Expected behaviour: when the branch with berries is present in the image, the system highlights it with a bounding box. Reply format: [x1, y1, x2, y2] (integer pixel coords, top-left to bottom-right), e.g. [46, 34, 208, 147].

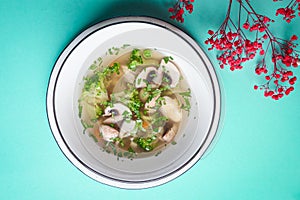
[168, 0, 299, 100]
[168, 0, 194, 23]
[274, 0, 300, 23]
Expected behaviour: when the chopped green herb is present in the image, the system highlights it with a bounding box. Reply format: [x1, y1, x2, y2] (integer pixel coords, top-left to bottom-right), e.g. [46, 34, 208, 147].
[135, 119, 146, 132]
[112, 47, 120, 55]
[137, 78, 142, 85]
[127, 49, 143, 71]
[179, 89, 191, 113]
[121, 44, 131, 49]
[113, 137, 125, 147]
[134, 137, 155, 152]
[155, 151, 162, 156]
[117, 152, 123, 157]
[181, 97, 191, 112]
[179, 88, 191, 97]
[146, 88, 161, 103]
[80, 120, 93, 129]
[123, 152, 129, 157]
[128, 147, 135, 153]
[102, 62, 120, 76]
[97, 57, 103, 62]
[162, 76, 170, 83]
[95, 105, 103, 118]
[123, 149, 135, 159]
[156, 97, 166, 106]
[145, 82, 152, 92]
[109, 142, 117, 155]
[163, 56, 174, 63]
[108, 48, 113, 55]
[80, 120, 93, 134]
[151, 115, 168, 130]
[143, 49, 152, 58]
[149, 73, 157, 78]
[89, 134, 98, 143]
[89, 64, 97, 70]
[127, 89, 143, 119]
[171, 141, 177, 145]
[91, 118, 98, 123]
[102, 100, 113, 108]
[78, 104, 83, 118]
[122, 110, 132, 122]
[153, 127, 159, 132]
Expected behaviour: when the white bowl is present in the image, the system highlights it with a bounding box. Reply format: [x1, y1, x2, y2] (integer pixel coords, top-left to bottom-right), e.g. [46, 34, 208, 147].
[46, 17, 222, 189]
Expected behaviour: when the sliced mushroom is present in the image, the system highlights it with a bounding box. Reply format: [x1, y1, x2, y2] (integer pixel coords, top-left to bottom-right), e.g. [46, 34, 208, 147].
[119, 120, 136, 138]
[159, 96, 182, 122]
[159, 59, 180, 88]
[99, 125, 119, 141]
[103, 103, 131, 123]
[135, 66, 162, 88]
[162, 124, 178, 143]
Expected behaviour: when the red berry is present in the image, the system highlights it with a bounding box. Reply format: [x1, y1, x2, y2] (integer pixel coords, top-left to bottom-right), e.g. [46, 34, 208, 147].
[275, 74, 281, 79]
[243, 22, 250, 30]
[291, 35, 298, 41]
[208, 30, 214, 35]
[264, 90, 269, 97]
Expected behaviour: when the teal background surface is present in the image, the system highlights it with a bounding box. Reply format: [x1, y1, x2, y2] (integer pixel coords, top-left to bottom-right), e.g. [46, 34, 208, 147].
[1, 0, 300, 199]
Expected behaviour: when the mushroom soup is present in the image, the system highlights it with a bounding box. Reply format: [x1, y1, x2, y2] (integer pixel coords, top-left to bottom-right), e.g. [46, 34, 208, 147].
[78, 48, 191, 159]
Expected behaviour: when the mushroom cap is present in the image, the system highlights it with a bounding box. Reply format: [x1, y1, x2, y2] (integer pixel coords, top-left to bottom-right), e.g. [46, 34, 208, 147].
[159, 59, 180, 88]
[135, 66, 162, 88]
[159, 96, 182, 122]
[103, 103, 132, 123]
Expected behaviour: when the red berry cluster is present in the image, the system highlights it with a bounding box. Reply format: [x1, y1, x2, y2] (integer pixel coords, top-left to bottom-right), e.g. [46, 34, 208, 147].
[205, 0, 300, 100]
[243, 15, 273, 32]
[168, 0, 299, 99]
[274, 0, 300, 23]
[254, 70, 296, 100]
[168, 0, 194, 23]
[205, 0, 269, 71]
[205, 30, 264, 71]
[254, 35, 299, 100]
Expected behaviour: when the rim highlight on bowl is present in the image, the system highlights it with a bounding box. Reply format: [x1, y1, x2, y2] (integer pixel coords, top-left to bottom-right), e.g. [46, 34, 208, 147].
[46, 16, 222, 189]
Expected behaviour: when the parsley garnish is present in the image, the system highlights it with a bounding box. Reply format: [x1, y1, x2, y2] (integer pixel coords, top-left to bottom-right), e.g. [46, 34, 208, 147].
[143, 49, 152, 58]
[122, 110, 132, 122]
[163, 56, 174, 63]
[127, 89, 143, 119]
[179, 88, 191, 113]
[127, 49, 143, 71]
[134, 136, 157, 152]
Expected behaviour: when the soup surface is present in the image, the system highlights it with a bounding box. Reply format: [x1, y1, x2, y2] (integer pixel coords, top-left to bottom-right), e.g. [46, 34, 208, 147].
[78, 48, 191, 159]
